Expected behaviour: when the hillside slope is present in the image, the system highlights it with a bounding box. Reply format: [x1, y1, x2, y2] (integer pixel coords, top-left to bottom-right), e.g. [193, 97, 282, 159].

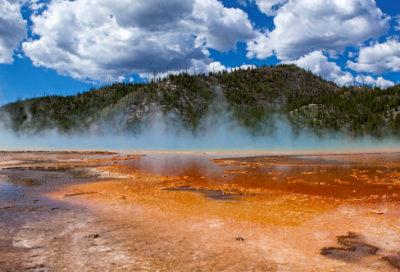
[1, 64, 399, 138]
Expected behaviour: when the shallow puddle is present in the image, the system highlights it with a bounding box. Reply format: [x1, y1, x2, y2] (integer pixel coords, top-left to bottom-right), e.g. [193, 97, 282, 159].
[106, 152, 400, 199]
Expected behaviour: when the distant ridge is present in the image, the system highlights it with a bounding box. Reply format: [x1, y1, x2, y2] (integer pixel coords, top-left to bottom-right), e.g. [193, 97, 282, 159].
[1, 64, 400, 138]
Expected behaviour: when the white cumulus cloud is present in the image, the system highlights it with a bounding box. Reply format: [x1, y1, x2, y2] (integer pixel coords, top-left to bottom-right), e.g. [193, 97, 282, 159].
[355, 75, 395, 88]
[201, 62, 256, 74]
[395, 15, 400, 31]
[283, 51, 395, 88]
[138, 61, 257, 80]
[282, 51, 354, 86]
[347, 39, 400, 74]
[22, 0, 256, 82]
[254, 0, 288, 16]
[0, 0, 27, 64]
[237, 0, 248, 7]
[248, 0, 390, 60]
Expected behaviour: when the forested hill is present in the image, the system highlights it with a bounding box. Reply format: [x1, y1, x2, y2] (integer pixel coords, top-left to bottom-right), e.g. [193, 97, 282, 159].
[1, 64, 400, 138]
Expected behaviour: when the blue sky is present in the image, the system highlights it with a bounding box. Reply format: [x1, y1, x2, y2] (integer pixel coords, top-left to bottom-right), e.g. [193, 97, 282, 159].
[0, 0, 399, 104]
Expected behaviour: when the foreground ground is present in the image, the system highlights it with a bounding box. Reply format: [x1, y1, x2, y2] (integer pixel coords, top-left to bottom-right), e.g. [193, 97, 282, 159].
[0, 151, 399, 271]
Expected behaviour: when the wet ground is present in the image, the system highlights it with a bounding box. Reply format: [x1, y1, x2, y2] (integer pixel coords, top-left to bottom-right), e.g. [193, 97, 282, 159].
[0, 151, 399, 271]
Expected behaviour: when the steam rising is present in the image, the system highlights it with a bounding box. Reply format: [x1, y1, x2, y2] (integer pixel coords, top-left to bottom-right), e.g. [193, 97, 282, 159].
[1, 87, 399, 153]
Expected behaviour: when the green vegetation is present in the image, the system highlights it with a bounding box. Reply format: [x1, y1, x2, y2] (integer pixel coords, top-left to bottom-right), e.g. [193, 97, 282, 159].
[1, 64, 399, 139]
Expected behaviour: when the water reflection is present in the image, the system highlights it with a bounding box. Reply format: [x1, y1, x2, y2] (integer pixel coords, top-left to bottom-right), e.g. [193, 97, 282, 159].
[119, 153, 400, 199]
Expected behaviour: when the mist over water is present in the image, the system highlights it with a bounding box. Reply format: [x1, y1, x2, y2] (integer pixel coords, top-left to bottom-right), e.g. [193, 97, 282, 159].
[2, 114, 399, 153]
[1, 87, 400, 153]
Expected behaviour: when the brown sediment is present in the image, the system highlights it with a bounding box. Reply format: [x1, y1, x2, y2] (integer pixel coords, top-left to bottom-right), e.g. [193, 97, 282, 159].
[292, 179, 304, 184]
[0, 163, 105, 170]
[371, 210, 384, 214]
[0, 154, 147, 171]
[85, 157, 142, 163]
[382, 256, 400, 269]
[55, 164, 335, 227]
[334, 179, 350, 185]
[0, 150, 118, 157]
[346, 169, 400, 187]
[224, 170, 248, 174]
[77, 153, 400, 202]
[3, 152, 400, 199]
[64, 192, 96, 197]
[125, 155, 147, 158]
[85, 153, 400, 201]
[3, 151, 400, 271]
[320, 232, 379, 255]
[210, 159, 225, 163]
[218, 155, 329, 165]
[321, 232, 400, 270]
[254, 163, 270, 166]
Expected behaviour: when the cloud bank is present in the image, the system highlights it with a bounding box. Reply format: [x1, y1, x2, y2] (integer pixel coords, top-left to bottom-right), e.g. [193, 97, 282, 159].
[283, 51, 353, 86]
[253, 0, 288, 16]
[347, 39, 400, 74]
[248, 0, 390, 60]
[395, 15, 400, 31]
[22, 0, 256, 82]
[282, 51, 394, 88]
[0, 0, 26, 64]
